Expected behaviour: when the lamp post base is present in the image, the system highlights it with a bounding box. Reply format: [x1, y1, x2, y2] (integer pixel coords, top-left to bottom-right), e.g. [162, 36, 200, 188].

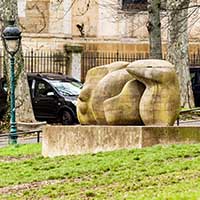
[9, 122, 18, 145]
[9, 134, 18, 145]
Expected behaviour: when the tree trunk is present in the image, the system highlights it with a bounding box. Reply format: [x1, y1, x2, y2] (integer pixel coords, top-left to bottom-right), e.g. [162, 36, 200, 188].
[0, 0, 36, 122]
[147, 0, 163, 59]
[167, 0, 194, 108]
[15, 54, 36, 122]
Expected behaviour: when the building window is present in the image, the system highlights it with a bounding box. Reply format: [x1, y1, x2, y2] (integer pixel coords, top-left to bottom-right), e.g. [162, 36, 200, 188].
[122, 0, 148, 10]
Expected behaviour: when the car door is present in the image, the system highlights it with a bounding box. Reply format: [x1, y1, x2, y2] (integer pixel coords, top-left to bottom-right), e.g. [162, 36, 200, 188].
[191, 70, 200, 107]
[32, 80, 59, 120]
[0, 78, 7, 116]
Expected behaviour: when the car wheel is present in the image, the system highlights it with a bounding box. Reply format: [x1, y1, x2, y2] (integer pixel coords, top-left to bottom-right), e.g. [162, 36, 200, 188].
[61, 110, 73, 125]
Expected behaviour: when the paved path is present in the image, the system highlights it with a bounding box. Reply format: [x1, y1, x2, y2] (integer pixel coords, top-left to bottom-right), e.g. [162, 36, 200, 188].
[177, 120, 200, 126]
[0, 135, 42, 148]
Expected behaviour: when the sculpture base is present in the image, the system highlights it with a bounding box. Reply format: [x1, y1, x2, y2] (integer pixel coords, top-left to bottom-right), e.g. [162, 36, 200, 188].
[42, 125, 200, 157]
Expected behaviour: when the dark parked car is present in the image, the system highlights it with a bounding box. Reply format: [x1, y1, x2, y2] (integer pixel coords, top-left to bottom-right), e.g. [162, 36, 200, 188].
[0, 73, 82, 124]
[0, 77, 7, 118]
[190, 67, 200, 107]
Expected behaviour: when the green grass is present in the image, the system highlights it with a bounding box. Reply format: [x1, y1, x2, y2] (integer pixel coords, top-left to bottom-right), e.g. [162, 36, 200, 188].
[0, 144, 200, 199]
[0, 143, 41, 157]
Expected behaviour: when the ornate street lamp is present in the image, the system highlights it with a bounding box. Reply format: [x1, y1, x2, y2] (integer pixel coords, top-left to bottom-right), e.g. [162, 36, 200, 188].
[2, 20, 21, 144]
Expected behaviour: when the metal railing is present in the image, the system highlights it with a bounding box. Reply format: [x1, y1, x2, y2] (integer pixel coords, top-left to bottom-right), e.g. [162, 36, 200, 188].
[81, 51, 149, 81]
[1, 49, 200, 82]
[0, 129, 42, 147]
[81, 50, 200, 82]
[0, 50, 70, 77]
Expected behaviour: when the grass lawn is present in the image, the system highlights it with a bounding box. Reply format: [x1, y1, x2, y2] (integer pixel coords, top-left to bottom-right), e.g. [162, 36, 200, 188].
[0, 143, 200, 199]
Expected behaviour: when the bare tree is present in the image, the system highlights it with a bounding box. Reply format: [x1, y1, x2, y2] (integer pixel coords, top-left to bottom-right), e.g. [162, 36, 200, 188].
[167, 0, 194, 108]
[0, 0, 36, 123]
[147, 0, 162, 59]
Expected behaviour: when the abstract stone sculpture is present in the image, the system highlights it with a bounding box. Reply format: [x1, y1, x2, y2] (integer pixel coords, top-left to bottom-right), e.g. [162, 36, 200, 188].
[77, 61, 129, 124]
[77, 59, 180, 126]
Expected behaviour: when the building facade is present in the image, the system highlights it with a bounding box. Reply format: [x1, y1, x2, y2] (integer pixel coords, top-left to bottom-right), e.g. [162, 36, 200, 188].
[3, 0, 200, 53]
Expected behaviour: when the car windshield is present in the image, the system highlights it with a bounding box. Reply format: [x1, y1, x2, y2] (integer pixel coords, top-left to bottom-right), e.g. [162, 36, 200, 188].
[49, 80, 82, 96]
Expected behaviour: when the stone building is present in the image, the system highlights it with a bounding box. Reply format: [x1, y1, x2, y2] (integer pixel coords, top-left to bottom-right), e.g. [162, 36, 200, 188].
[4, 0, 200, 53]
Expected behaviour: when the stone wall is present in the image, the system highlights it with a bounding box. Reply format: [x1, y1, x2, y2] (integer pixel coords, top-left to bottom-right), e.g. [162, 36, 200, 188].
[20, 0, 50, 33]
[1, 0, 200, 52]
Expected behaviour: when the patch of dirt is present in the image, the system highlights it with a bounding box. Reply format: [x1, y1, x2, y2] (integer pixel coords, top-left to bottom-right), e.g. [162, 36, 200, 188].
[0, 179, 66, 195]
[0, 155, 37, 162]
[0, 176, 94, 195]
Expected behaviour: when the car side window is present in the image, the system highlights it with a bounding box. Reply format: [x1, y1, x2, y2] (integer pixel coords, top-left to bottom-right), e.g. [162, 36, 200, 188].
[1, 81, 7, 93]
[35, 81, 53, 97]
[3, 84, 7, 92]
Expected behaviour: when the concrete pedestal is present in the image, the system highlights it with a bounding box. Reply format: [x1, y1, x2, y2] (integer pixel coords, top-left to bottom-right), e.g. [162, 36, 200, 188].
[42, 125, 200, 157]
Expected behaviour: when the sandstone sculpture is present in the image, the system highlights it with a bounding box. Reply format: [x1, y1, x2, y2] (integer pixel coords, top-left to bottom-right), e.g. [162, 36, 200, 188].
[77, 59, 180, 126]
[77, 61, 130, 124]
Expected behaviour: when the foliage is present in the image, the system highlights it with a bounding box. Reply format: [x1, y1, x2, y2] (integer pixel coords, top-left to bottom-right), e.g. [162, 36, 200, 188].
[0, 144, 200, 199]
[0, 120, 9, 132]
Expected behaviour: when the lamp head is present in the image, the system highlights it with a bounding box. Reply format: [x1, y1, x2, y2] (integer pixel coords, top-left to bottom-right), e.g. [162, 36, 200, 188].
[2, 20, 21, 56]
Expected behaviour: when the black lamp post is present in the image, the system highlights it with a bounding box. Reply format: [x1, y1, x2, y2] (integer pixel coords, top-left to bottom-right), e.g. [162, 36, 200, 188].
[2, 20, 21, 144]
